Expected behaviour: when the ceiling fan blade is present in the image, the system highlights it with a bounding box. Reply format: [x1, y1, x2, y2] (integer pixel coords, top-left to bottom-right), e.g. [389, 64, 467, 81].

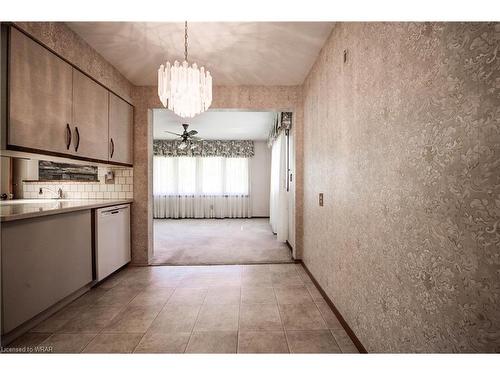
[164, 130, 183, 136]
[188, 130, 198, 136]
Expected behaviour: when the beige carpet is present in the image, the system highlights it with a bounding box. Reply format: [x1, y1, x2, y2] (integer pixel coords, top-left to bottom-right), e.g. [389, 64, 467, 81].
[152, 218, 293, 265]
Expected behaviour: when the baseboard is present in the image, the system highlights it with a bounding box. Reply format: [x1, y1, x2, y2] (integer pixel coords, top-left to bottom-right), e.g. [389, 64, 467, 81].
[148, 260, 295, 266]
[299, 260, 368, 353]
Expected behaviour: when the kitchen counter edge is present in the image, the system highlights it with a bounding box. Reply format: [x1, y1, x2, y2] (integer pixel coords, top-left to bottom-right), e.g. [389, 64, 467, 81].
[0, 199, 134, 222]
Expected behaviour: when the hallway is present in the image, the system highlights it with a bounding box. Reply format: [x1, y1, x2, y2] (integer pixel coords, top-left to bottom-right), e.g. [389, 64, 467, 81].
[1, 13, 498, 367]
[8, 263, 359, 353]
[153, 218, 293, 265]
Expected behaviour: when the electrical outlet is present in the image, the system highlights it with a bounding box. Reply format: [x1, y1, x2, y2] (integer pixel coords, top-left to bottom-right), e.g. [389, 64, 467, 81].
[105, 171, 115, 184]
[319, 193, 324, 207]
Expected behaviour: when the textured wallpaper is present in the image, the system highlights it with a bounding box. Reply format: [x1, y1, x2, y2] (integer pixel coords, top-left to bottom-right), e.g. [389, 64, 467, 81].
[301, 22, 499, 352]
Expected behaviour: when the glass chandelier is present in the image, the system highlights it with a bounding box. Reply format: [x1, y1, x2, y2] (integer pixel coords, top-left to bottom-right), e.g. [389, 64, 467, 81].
[158, 21, 212, 118]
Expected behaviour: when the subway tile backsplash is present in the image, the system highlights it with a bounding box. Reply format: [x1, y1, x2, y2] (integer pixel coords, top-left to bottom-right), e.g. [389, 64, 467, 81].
[22, 166, 133, 200]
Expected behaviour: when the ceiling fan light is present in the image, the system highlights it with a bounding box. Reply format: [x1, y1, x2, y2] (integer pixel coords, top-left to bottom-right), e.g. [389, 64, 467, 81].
[178, 141, 188, 150]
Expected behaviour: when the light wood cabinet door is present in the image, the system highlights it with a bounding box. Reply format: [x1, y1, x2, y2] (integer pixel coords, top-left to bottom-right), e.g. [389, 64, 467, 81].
[72, 69, 109, 161]
[8, 28, 73, 154]
[108, 92, 133, 165]
[1, 210, 92, 333]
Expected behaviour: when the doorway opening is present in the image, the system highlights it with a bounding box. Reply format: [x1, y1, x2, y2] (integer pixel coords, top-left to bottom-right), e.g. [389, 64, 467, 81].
[151, 109, 294, 265]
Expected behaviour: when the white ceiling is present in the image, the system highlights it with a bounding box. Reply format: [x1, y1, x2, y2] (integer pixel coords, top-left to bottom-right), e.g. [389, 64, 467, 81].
[153, 110, 276, 141]
[66, 22, 334, 86]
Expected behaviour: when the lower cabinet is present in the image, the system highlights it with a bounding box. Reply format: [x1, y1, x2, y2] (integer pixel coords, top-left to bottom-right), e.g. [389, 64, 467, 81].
[1, 210, 93, 334]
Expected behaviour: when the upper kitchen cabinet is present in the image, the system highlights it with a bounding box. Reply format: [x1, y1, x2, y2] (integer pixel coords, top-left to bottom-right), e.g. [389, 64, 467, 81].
[109, 92, 133, 165]
[72, 70, 109, 161]
[8, 28, 73, 155]
[6, 26, 133, 166]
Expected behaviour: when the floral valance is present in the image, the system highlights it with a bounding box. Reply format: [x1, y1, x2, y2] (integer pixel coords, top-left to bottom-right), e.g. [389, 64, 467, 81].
[153, 140, 254, 158]
[267, 112, 292, 146]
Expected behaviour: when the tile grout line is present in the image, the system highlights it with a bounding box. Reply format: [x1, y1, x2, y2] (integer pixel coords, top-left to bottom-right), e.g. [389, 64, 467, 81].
[274, 264, 334, 353]
[306, 266, 350, 353]
[302, 266, 344, 353]
[272, 285, 291, 354]
[132, 287, 175, 353]
[74, 274, 151, 351]
[73, 284, 130, 353]
[20, 263, 353, 354]
[16, 269, 156, 353]
[312, 298, 343, 351]
[236, 282, 243, 353]
[183, 289, 207, 353]
[78, 285, 143, 353]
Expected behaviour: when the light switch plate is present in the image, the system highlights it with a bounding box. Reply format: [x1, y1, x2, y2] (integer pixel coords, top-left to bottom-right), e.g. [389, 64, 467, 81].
[319, 193, 324, 207]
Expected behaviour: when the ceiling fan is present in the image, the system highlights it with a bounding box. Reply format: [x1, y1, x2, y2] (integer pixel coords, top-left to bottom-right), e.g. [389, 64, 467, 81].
[164, 123, 203, 150]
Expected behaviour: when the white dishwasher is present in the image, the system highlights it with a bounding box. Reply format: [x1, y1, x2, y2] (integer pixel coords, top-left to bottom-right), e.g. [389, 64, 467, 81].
[95, 204, 131, 281]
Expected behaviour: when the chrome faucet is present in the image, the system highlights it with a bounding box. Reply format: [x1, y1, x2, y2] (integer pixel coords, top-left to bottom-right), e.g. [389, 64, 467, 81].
[39, 187, 63, 199]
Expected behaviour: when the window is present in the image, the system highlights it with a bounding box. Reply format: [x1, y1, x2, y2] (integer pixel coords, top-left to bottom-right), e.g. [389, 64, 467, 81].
[153, 157, 174, 194]
[225, 158, 249, 195]
[177, 157, 196, 194]
[202, 157, 223, 194]
[153, 156, 249, 196]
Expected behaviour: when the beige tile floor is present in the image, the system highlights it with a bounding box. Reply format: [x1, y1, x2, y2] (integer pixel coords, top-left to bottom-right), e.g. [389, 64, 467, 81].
[7, 263, 359, 354]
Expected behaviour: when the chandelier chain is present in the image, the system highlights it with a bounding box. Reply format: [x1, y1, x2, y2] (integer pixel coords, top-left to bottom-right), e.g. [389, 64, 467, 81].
[184, 21, 188, 61]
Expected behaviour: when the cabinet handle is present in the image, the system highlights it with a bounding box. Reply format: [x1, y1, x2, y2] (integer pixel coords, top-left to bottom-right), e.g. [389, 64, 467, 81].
[110, 138, 115, 158]
[74, 126, 80, 152]
[66, 124, 72, 150]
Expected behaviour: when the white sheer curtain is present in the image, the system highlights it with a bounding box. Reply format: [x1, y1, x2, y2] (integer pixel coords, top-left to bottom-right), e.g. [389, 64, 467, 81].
[269, 132, 289, 242]
[154, 156, 251, 218]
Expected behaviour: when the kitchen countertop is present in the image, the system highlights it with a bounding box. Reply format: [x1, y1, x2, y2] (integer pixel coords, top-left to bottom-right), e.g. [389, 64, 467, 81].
[0, 199, 133, 222]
